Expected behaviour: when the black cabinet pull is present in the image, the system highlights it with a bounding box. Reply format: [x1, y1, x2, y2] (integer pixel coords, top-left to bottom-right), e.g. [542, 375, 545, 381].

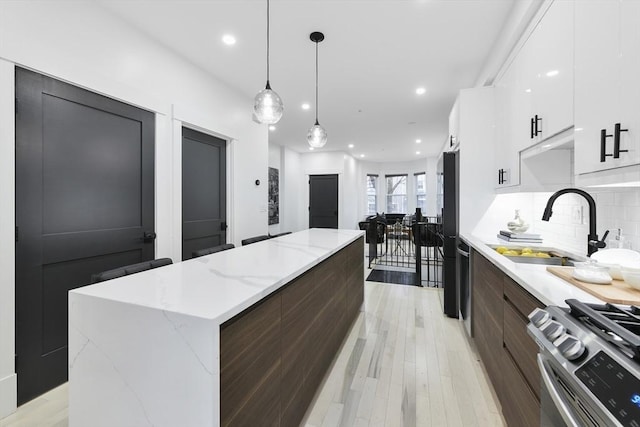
[498, 168, 505, 185]
[530, 118, 535, 139]
[143, 231, 157, 242]
[600, 128, 613, 162]
[530, 115, 542, 138]
[614, 123, 629, 158]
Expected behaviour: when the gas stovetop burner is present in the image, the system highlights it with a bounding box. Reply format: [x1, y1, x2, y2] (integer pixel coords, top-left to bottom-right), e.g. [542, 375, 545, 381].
[567, 299, 640, 361]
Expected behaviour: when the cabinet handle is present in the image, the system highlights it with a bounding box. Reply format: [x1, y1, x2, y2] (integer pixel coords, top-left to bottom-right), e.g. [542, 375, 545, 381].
[613, 123, 629, 158]
[450, 135, 453, 147]
[600, 128, 613, 162]
[530, 118, 535, 139]
[534, 115, 542, 136]
[498, 169, 503, 185]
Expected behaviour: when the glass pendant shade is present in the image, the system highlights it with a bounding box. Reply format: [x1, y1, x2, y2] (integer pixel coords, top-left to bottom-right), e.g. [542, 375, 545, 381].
[307, 31, 327, 149]
[254, 82, 284, 124]
[307, 121, 328, 148]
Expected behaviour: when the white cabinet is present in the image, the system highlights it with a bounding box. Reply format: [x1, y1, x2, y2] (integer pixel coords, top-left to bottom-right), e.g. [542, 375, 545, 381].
[525, 0, 574, 143]
[448, 98, 460, 150]
[493, 0, 574, 190]
[494, 59, 520, 188]
[575, 0, 640, 176]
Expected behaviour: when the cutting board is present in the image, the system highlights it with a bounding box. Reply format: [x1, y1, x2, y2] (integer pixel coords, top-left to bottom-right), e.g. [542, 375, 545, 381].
[547, 266, 640, 305]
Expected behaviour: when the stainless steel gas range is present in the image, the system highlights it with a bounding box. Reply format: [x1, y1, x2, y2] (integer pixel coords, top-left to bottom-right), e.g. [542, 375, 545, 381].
[528, 299, 640, 427]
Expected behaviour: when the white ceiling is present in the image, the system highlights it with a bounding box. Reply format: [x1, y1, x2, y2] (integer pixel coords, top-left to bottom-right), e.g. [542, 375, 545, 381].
[98, 0, 516, 162]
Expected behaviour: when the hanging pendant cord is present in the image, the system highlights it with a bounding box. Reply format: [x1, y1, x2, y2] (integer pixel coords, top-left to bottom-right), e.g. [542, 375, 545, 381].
[315, 40, 319, 124]
[266, 0, 270, 83]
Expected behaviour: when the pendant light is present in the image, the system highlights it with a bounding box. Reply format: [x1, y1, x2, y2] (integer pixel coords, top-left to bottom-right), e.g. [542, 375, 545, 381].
[253, 0, 284, 124]
[307, 31, 327, 148]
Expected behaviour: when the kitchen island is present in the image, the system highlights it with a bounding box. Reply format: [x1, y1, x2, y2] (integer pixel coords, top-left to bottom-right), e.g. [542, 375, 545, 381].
[68, 229, 364, 427]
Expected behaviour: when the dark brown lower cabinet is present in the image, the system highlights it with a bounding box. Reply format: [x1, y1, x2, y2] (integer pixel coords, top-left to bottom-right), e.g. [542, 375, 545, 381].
[220, 237, 364, 426]
[472, 251, 544, 427]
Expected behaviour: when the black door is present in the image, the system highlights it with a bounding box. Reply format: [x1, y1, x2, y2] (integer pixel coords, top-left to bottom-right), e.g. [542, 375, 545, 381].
[182, 128, 227, 260]
[309, 174, 338, 229]
[15, 68, 155, 404]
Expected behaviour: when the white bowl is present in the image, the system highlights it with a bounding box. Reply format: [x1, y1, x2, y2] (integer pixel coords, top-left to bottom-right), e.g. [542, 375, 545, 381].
[594, 262, 623, 280]
[572, 261, 612, 284]
[622, 267, 640, 290]
[591, 248, 640, 267]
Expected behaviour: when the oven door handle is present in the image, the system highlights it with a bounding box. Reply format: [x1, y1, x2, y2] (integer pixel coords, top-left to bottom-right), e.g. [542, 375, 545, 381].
[538, 354, 581, 427]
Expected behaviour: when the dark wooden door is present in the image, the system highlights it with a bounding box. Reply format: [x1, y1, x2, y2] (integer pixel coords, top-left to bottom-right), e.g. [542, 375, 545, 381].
[182, 128, 226, 260]
[15, 68, 155, 404]
[309, 174, 338, 229]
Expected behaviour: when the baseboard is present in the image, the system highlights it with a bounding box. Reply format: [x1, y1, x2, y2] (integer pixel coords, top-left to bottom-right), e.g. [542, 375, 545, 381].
[0, 373, 17, 420]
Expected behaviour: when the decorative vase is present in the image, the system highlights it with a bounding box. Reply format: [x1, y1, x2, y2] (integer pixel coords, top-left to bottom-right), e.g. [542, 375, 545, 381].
[507, 209, 529, 233]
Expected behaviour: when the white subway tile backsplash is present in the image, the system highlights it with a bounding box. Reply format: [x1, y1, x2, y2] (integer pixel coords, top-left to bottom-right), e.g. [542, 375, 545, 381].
[485, 188, 640, 256]
[616, 190, 640, 206]
[625, 206, 640, 222]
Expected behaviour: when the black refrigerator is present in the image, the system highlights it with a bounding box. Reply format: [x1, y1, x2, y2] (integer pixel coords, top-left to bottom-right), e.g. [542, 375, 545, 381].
[437, 151, 459, 318]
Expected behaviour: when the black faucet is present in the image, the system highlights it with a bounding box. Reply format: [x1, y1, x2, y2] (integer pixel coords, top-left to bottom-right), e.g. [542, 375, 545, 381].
[541, 188, 608, 257]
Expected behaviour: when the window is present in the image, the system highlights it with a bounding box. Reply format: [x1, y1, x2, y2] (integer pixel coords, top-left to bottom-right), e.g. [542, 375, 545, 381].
[415, 172, 426, 212]
[366, 174, 378, 215]
[385, 174, 407, 213]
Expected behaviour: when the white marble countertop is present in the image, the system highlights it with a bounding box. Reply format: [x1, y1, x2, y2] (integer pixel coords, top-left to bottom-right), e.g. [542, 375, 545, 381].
[461, 232, 604, 307]
[71, 228, 364, 324]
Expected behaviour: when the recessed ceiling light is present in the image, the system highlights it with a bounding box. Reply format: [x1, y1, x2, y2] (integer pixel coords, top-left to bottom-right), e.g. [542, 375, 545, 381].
[222, 34, 236, 46]
[546, 70, 559, 77]
[575, 127, 583, 132]
[416, 139, 422, 144]
[415, 87, 426, 95]
[525, 88, 532, 93]
[416, 151, 421, 155]
[302, 103, 310, 110]
[348, 144, 354, 148]
[360, 154, 365, 158]
[269, 125, 276, 131]
[309, 147, 314, 151]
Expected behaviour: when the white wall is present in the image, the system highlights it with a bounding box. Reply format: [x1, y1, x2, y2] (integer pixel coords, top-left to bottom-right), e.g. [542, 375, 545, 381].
[0, 59, 16, 419]
[0, 1, 267, 417]
[282, 146, 304, 233]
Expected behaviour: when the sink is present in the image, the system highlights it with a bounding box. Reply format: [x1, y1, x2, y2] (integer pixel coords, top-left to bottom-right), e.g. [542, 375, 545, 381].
[487, 244, 584, 266]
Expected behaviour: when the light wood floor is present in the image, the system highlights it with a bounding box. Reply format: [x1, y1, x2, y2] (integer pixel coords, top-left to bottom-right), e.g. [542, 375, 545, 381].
[0, 274, 505, 427]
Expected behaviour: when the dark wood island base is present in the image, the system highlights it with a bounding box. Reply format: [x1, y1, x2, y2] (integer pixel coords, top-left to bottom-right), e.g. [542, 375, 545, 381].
[220, 237, 364, 426]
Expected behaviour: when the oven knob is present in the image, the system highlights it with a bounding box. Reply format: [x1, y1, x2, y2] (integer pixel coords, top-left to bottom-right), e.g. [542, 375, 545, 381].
[553, 334, 586, 361]
[528, 308, 551, 327]
[540, 320, 566, 341]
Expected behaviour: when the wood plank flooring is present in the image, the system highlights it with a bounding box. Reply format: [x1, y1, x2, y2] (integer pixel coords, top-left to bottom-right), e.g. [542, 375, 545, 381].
[0, 271, 505, 427]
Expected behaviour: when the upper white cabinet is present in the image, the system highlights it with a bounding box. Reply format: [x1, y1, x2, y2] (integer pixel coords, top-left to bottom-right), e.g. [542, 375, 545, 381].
[524, 0, 574, 144]
[494, 59, 521, 188]
[574, 0, 640, 176]
[448, 98, 460, 150]
[493, 0, 573, 189]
